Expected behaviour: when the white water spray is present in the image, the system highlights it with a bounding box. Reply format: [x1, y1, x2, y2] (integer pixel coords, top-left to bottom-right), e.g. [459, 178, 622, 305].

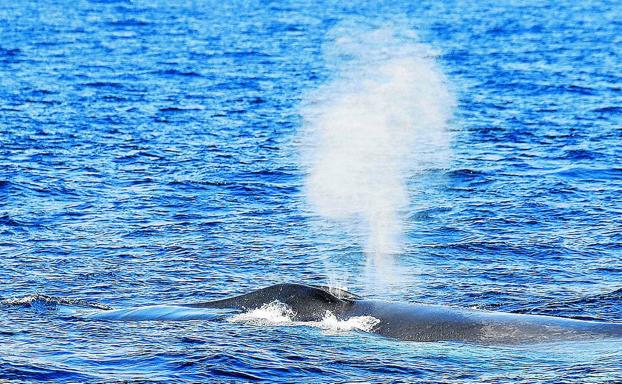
[300, 26, 455, 284]
[228, 301, 380, 333]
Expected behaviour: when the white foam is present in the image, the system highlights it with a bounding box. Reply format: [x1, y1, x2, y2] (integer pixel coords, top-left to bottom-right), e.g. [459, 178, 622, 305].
[228, 301, 380, 335]
[228, 301, 296, 325]
[316, 311, 380, 333]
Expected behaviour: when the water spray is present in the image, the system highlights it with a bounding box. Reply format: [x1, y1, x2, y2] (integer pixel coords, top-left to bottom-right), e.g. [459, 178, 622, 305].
[300, 26, 455, 287]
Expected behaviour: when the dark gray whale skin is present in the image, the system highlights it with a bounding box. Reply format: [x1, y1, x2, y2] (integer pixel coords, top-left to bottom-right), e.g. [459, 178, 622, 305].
[184, 283, 622, 344]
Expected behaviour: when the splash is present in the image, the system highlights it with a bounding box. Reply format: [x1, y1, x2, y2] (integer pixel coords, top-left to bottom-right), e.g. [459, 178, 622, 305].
[300, 26, 455, 283]
[228, 301, 296, 325]
[316, 311, 379, 333]
[228, 301, 379, 334]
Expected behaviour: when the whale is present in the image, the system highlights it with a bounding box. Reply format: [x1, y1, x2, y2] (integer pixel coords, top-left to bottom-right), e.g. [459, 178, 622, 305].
[179, 283, 622, 344]
[84, 283, 622, 344]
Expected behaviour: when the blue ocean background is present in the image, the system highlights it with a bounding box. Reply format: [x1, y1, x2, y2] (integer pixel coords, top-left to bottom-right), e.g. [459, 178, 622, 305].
[1, 0, 621, 382]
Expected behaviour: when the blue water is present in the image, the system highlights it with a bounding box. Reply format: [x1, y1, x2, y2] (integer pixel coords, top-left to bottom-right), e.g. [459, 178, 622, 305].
[2, 0, 622, 382]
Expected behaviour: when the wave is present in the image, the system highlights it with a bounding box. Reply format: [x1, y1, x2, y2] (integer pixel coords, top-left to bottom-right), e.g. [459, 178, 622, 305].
[2, 294, 112, 310]
[509, 288, 622, 322]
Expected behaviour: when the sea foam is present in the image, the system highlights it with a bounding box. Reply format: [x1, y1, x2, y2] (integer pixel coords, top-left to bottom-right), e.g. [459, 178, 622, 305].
[228, 301, 379, 334]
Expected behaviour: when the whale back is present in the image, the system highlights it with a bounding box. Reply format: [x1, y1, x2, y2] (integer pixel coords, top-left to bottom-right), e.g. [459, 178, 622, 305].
[185, 283, 355, 321]
[183, 283, 622, 343]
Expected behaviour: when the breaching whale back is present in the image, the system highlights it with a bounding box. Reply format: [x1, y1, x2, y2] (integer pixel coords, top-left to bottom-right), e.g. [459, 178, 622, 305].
[182, 283, 622, 343]
[184, 283, 358, 322]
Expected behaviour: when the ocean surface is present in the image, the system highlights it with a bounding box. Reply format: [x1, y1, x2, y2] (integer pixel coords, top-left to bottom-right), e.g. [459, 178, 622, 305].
[1, 0, 622, 382]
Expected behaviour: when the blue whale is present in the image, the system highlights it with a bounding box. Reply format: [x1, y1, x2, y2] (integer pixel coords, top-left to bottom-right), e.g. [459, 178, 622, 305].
[89, 283, 622, 344]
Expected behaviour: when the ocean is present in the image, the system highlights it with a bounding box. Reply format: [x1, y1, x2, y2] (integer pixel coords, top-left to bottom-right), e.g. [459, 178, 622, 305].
[1, 0, 621, 382]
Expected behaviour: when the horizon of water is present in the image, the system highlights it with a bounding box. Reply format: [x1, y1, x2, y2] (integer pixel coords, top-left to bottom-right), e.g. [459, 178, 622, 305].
[1, 0, 622, 382]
